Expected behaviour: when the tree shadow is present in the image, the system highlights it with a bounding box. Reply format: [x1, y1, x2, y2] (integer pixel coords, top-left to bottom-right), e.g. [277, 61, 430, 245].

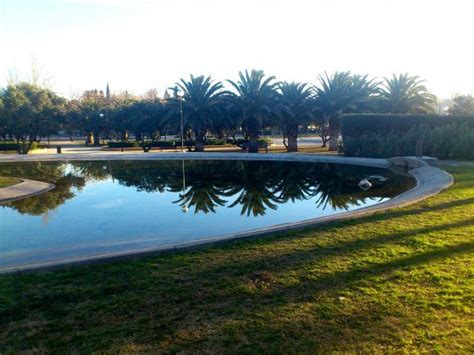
[363, 196, 474, 223]
[187, 217, 474, 280]
[2, 189, 474, 352]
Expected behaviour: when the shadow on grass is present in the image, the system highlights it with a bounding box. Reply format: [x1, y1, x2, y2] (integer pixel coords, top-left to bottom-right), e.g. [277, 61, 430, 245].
[146, 241, 474, 353]
[187, 217, 474, 280]
[349, 196, 474, 225]
[1, 171, 474, 352]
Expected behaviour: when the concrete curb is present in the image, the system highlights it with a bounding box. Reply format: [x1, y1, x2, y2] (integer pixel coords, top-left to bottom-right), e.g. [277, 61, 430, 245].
[0, 152, 391, 168]
[0, 179, 55, 204]
[0, 156, 453, 275]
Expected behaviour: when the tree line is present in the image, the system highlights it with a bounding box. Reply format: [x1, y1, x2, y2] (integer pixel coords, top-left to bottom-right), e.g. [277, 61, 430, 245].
[2, 69, 469, 154]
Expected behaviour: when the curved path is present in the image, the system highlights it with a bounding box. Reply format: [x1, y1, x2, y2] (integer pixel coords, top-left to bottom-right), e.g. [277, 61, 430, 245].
[0, 179, 55, 204]
[0, 153, 453, 274]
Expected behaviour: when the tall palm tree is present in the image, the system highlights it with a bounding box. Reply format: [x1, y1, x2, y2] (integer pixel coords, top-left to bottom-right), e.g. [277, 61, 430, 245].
[167, 75, 225, 152]
[276, 82, 315, 152]
[314, 72, 379, 151]
[379, 73, 437, 114]
[227, 69, 278, 153]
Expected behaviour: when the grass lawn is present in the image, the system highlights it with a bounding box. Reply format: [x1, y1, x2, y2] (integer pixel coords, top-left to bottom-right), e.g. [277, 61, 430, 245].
[0, 176, 21, 188]
[0, 166, 473, 353]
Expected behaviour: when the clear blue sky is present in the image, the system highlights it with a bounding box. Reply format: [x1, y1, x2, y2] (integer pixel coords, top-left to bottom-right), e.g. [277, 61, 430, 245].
[1, 0, 473, 98]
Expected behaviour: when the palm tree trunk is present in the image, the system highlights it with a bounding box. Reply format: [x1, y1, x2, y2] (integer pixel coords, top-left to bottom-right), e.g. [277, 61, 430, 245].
[86, 132, 94, 145]
[195, 135, 205, 152]
[248, 135, 259, 153]
[93, 132, 100, 146]
[328, 136, 338, 151]
[328, 115, 340, 151]
[287, 134, 298, 152]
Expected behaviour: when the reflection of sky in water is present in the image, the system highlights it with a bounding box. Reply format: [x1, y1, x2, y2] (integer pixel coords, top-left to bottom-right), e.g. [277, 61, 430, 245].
[0, 161, 414, 271]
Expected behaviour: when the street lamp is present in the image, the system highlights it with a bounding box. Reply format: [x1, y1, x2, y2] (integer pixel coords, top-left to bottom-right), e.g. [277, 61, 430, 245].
[169, 86, 185, 152]
[99, 113, 105, 146]
[179, 95, 184, 152]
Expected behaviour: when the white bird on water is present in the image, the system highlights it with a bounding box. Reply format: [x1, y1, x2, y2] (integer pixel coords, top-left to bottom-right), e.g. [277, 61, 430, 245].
[358, 179, 372, 191]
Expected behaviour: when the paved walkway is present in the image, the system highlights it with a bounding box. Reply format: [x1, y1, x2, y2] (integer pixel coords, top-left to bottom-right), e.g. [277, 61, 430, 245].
[0, 179, 55, 203]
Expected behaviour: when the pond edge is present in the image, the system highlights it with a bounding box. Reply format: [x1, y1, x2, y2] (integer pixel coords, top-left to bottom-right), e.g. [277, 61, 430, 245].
[0, 154, 453, 275]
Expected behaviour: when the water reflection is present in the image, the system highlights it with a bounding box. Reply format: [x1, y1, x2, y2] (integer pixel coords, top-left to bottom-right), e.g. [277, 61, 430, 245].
[0, 160, 414, 217]
[0, 162, 86, 216]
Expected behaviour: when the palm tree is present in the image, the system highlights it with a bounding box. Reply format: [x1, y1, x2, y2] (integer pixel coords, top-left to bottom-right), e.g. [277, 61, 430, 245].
[314, 72, 379, 151]
[379, 73, 437, 114]
[227, 69, 278, 153]
[167, 75, 225, 152]
[276, 82, 315, 152]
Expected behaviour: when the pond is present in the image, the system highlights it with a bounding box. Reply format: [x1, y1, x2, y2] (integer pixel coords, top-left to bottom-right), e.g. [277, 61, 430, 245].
[0, 160, 415, 271]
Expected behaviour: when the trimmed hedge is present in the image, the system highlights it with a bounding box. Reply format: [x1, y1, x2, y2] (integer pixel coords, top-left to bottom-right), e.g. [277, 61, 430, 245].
[234, 138, 272, 146]
[108, 141, 177, 148]
[0, 142, 19, 151]
[341, 114, 474, 160]
[107, 138, 272, 149]
[0, 141, 40, 152]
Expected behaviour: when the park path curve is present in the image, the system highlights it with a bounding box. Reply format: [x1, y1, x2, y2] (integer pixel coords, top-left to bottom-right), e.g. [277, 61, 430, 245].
[0, 179, 55, 204]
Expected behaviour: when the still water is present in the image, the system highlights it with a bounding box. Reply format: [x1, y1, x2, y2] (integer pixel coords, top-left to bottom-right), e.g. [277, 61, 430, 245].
[0, 160, 415, 270]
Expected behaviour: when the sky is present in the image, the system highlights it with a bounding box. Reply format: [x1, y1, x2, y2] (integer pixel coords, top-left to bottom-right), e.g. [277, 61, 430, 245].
[1, 0, 473, 99]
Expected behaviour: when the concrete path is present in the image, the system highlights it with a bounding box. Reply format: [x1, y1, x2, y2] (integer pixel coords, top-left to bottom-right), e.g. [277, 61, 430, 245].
[0, 179, 55, 203]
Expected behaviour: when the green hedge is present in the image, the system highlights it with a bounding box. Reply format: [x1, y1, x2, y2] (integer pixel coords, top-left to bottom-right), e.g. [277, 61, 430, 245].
[107, 138, 270, 149]
[107, 141, 177, 148]
[341, 114, 474, 160]
[234, 138, 272, 146]
[0, 142, 19, 151]
[107, 141, 139, 148]
[0, 141, 39, 152]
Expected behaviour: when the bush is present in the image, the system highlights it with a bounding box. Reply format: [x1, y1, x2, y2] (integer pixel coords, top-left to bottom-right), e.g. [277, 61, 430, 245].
[0, 142, 19, 151]
[29, 141, 39, 151]
[107, 141, 178, 148]
[341, 114, 474, 137]
[233, 138, 272, 147]
[149, 141, 176, 147]
[205, 138, 228, 146]
[0, 141, 41, 153]
[341, 114, 474, 159]
[107, 141, 139, 148]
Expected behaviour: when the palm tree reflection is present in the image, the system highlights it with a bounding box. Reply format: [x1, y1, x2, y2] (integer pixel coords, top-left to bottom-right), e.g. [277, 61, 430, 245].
[0, 160, 414, 217]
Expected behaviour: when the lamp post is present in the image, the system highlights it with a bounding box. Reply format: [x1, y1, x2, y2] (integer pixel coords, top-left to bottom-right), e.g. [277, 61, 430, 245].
[179, 95, 184, 152]
[99, 113, 104, 146]
[169, 86, 185, 152]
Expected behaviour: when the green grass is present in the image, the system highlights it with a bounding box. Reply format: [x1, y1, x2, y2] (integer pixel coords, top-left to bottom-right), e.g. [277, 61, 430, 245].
[1, 166, 473, 353]
[0, 176, 21, 188]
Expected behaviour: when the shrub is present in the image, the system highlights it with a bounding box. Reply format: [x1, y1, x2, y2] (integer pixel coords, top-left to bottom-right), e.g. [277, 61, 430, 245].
[107, 141, 179, 148]
[107, 141, 139, 148]
[149, 141, 176, 147]
[0, 142, 19, 151]
[29, 141, 39, 151]
[233, 138, 272, 146]
[205, 138, 228, 146]
[0, 141, 41, 153]
[341, 114, 474, 159]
